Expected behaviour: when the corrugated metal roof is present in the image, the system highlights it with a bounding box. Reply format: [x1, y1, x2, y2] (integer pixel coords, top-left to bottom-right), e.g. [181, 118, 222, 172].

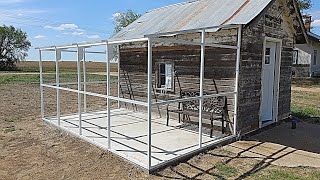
[110, 0, 273, 41]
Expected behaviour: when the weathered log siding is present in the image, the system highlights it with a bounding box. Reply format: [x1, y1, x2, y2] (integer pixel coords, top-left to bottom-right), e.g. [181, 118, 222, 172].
[118, 0, 299, 134]
[237, 0, 296, 133]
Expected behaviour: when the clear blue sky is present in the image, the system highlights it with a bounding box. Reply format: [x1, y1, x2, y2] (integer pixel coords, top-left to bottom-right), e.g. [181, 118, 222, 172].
[0, 0, 185, 60]
[0, 0, 319, 61]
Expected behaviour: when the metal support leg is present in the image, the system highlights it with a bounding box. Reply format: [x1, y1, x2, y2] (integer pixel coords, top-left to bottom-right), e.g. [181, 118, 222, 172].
[107, 43, 111, 149]
[55, 47, 60, 126]
[147, 38, 153, 169]
[233, 25, 242, 135]
[83, 48, 87, 113]
[77, 46, 82, 135]
[117, 45, 121, 109]
[39, 50, 44, 119]
[199, 29, 205, 148]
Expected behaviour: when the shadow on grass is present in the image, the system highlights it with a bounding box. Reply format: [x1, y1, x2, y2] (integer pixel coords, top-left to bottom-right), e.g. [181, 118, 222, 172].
[153, 141, 317, 179]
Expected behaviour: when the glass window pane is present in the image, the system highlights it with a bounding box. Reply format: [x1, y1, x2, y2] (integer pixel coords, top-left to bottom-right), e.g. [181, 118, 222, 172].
[265, 56, 270, 64]
[160, 64, 165, 74]
[265, 48, 271, 56]
[160, 75, 166, 86]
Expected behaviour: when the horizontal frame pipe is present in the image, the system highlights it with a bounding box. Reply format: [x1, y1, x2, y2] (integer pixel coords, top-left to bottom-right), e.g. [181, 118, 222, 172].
[108, 38, 148, 45]
[36, 38, 149, 51]
[153, 92, 237, 106]
[151, 38, 238, 49]
[45, 80, 116, 86]
[39, 49, 107, 54]
[145, 24, 240, 38]
[41, 84, 148, 107]
[40, 83, 236, 107]
[36, 25, 240, 51]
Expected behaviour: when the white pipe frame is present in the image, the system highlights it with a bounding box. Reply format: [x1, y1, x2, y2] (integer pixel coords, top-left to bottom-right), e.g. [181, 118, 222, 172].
[77, 45, 82, 135]
[147, 38, 153, 169]
[55, 47, 61, 126]
[117, 45, 121, 109]
[199, 29, 205, 148]
[36, 38, 149, 51]
[145, 24, 239, 38]
[45, 81, 111, 86]
[39, 50, 44, 119]
[38, 24, 242, 170]
[151, 38, 237, 50]
[83, 48, 87, 113]
[41, 84, 148, 106]
[234, 26, 242, 135]
[106, 42, 111, 149]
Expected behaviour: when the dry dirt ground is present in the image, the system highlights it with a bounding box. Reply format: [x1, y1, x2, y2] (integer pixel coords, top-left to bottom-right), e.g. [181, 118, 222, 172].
[15, 61, 118, 73]
[1, 84, 320, 179]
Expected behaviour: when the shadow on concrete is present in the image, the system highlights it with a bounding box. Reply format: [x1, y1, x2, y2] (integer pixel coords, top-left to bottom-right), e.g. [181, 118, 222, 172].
[247, 121, 320, 154]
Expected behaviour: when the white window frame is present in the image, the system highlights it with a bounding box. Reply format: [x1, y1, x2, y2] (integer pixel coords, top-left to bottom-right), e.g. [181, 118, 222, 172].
[293, 50, 298, 64]
[156, 62, 174, 92]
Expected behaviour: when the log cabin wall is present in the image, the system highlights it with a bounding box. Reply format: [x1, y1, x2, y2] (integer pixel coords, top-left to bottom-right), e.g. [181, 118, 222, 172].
[237, 0, 296, 133]
[118, 0, 297, 134]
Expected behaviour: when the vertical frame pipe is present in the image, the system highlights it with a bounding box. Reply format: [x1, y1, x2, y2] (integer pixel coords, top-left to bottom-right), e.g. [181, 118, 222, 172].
[233, 25, 242, 135]
[147, 38, 153, 169]
[55, 47, 61, 126]
[106, 42, 111, 149]
[117, 45, 121, 109]
[199, 29, 205, 148]
[77, 46, 82, 135]
[83, 48, 87, 113]
[39, 50, 44, 119]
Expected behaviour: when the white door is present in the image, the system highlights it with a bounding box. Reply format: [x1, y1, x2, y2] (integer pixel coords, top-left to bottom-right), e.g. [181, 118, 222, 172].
[261, 41, 277, 123]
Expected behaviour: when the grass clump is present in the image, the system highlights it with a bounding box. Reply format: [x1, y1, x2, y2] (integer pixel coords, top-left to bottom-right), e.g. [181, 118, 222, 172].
[251, 168, 320, 180]
[215, 162, 238, 178]
[291, 106, 320, 119]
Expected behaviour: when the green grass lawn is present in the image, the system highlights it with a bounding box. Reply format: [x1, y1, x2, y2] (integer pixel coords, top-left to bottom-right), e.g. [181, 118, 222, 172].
[291, 78, 320, 124]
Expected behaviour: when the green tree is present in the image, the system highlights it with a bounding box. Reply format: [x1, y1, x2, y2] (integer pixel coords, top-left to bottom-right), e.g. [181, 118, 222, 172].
[113, 10, 142, 34]
[297, 0, 312, 12]
[0, 25, 31, 71]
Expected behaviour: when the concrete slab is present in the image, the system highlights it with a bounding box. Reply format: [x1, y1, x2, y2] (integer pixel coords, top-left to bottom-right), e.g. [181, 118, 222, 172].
[46, 109, 227, 169]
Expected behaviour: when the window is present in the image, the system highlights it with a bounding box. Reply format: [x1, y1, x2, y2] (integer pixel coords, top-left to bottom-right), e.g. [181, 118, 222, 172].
[314, 50, 318, 65]
[265, 47, 271, 64]
[157, 63, 174, 90]
[293, 50, 298, 64]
